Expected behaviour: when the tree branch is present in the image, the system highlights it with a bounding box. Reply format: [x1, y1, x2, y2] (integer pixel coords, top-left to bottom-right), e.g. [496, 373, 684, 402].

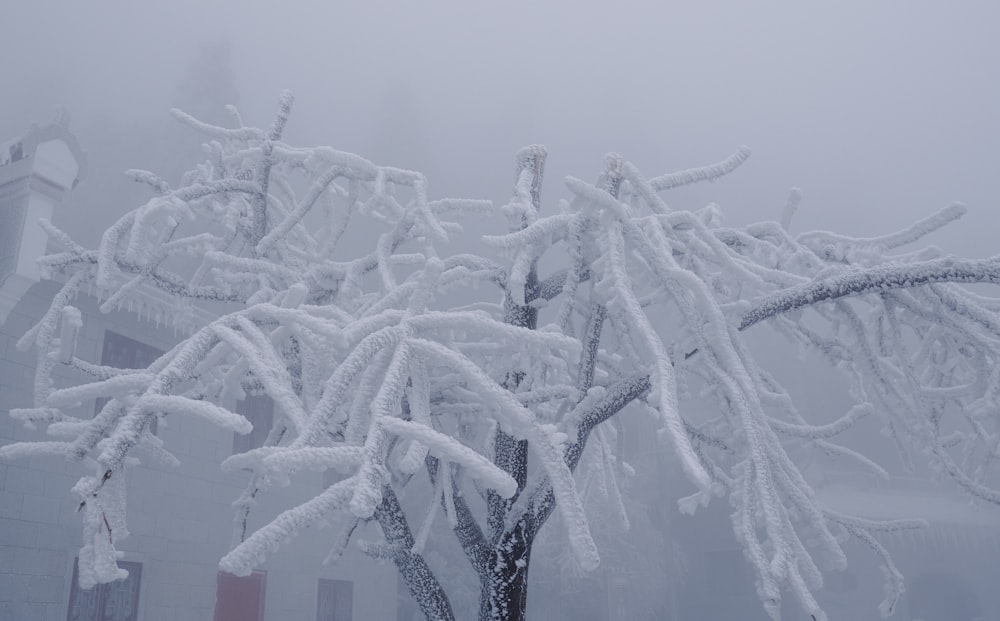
[373, 485, 455, 621]
[487, 146, 546, 542]
[648, 145, 751, 191]
[576, 304, 606, 393]
[426, 456, 491, 578]
[528, 374, 651, 537]
[740, 256, 1000, 330]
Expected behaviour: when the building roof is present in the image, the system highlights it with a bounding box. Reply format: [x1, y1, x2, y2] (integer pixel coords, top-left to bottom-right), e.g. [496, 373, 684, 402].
[0, 108, 88, 189]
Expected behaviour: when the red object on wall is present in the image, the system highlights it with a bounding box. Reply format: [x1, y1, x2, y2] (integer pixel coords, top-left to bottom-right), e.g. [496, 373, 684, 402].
[213, 570, 266, 621]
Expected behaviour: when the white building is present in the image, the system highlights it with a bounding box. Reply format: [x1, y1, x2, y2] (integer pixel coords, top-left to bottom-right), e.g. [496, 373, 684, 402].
[0, 117, 396, 621]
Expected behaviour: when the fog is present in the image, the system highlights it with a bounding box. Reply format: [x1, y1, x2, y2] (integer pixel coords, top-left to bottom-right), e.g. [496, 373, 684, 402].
[3, 2, 1000, 620]
[5, 1, 999, 246]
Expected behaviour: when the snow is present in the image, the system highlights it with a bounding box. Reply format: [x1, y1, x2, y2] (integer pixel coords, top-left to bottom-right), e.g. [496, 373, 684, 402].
[6, 92, 1000, 621]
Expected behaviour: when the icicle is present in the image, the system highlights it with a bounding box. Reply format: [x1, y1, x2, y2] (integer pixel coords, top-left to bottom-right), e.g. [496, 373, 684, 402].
[57, 306, 82, 364]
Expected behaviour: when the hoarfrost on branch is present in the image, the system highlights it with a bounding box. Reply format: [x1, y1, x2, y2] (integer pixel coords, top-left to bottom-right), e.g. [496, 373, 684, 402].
[5, 92, 1000, 620]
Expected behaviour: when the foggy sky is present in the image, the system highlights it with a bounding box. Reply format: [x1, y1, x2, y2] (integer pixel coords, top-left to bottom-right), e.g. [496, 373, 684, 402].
[4, 0, 999, 256]
[4, 5, 1000, 615]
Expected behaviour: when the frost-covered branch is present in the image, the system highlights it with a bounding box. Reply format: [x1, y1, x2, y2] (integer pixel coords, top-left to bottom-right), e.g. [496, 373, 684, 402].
[6, 93, 1000, 621]
[741, 256, 1000, 330]
[649, 145, 751, 191]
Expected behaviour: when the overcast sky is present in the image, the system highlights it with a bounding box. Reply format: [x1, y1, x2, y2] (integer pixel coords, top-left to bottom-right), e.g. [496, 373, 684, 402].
[4, 0, 998, 255]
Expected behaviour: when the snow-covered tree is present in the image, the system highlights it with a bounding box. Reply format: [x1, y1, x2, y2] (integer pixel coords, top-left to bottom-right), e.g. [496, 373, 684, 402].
[5, 92, 1000, 620]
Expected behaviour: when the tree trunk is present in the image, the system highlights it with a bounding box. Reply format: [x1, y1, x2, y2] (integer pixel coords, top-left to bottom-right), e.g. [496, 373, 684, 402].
[374, 486, 455, 621]
[480, 523, 533, 621]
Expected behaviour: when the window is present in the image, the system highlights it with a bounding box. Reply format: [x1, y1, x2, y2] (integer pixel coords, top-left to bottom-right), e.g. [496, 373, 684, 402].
[317, 579, 353, 621]
[606, 569, 630, 621]
[96, 330, 164, 433]
[214, 571, 266, 621]
[66, 558, 142, 621]
[233, 394, 274, 454]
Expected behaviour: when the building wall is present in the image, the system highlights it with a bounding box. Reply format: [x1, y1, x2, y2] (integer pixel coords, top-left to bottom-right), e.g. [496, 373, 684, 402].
[668, 483, 1000, 621]
[0, 283, 396, 621]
